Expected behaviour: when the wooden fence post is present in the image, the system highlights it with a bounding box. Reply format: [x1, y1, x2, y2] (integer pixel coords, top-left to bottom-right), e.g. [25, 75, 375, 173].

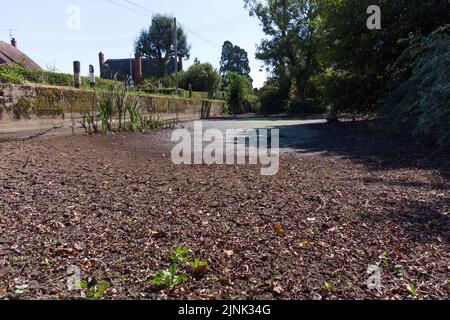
[73, 61, 81, 89]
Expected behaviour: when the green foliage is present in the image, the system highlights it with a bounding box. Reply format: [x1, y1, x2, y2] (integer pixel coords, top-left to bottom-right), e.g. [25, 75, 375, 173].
[0, 64, 118, 90]
[80, 279, 111, 300]
[225, 72, 252, 114]
[152, 246, 208, 289]
[406, 283, 417, 297]
[323, 281, 333, 292]
[161, 74, 176, 88]
[245, 0, 320, 108]
[246, 0, 450, 117]
[152, 265, 189, 288]
[170, 246, 192, 264]
[152, 246, 191, 288]
[126, 93, 164, 133]
[86, 83, 165, 134]
[315, 0, 450, 114]
[220, 41, 252, 87]
[41, 258, 51, 267]
[98, 92, 114, 133]
[135, 14, 190, 77]
[258, 84, 286, 114]
[188, 258, 208, 269]
[0, 65, 24, 84]
[382, 27, 450, 147]
[138, 77, 159, 92]
[180, 63, 221, 98]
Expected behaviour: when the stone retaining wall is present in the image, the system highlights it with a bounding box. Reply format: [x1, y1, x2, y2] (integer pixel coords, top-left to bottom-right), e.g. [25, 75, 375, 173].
[0, 83, 224, 138]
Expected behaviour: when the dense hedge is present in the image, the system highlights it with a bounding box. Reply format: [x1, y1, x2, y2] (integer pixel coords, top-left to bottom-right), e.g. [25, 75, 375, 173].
[137, 86, 225, 101]
[0, 65, 119, 90]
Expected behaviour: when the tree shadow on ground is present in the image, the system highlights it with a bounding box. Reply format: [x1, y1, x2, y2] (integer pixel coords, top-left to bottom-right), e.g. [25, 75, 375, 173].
[216, 117, 450, 244]
[361, 196, 450, 245]
[225, 118, 450, 179]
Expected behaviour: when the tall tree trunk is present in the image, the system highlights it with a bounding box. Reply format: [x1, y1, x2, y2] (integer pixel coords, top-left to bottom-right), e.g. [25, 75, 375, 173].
[295, 73, 306, 104]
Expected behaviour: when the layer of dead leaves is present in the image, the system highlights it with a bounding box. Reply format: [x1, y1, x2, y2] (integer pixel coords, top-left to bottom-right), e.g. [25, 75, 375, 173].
[0, 123, 449, 300]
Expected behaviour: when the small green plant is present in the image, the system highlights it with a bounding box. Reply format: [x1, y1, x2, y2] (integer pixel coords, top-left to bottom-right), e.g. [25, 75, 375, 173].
[323, 281, 333, 292]
[189, 258, 208, 269]
[188, 258, 209, 275]
[41, 258, 51, 267]
[406, 283, 417, 296]
[14, 284, 28, 295]
[379, 251, 389, 268]
[83, 111, 98, 134]
[394, 264, 404, 276]
[80, 278, 111, 300]
[126, 95, 141, 133]
[152, 265, 189, 288]
[170, 246, 192, 264]
[98, 89, 114, 133]
[152, 246, 208, 289]
[152, 246, 191, 288]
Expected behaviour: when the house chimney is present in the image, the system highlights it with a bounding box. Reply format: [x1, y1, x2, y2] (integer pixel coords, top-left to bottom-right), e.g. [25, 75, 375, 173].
[99, 52, 105, 71]
[11, 38, 17, 48]
[134, 53, 142, 84]
[178, 55, 183, 72]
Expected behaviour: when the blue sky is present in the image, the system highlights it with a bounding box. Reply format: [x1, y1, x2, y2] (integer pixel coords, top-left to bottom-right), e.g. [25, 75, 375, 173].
[0, 0, 269, 87]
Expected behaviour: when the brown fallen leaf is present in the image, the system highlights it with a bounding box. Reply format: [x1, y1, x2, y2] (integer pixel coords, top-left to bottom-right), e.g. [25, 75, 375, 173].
[55, 248, 74, 257]
[73, 242, 84, 251]
[273, 285, 284, 294]
[224, 250, 234, 257]
[150, 230, 166, 239]
[273, 223, 285, 237]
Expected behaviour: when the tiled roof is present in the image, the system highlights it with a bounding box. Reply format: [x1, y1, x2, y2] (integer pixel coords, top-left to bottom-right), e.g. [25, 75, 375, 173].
[0, 41, 42, 70]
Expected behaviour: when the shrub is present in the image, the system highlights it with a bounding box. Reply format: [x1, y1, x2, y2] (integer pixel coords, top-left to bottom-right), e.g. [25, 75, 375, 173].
[180, 63, 221, 98]
[161, 74, 176, 88]
[258, 84, 287, 114]
[0, 65, 24, 84]
[137, 77, 158, 93]
[0, 64, 119, 91]
[225, 72, 252, 114]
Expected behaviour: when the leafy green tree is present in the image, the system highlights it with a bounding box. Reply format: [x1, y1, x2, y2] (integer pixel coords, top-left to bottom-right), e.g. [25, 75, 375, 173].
[225, 72, 252, 114]
[382, 26, 450, 147]
[220, 41, 252, 87]
[315, 0, 450, 113]
[180, 63, 221, 98]
[245, 0, 320, 104]
[135, 14, 191, 77]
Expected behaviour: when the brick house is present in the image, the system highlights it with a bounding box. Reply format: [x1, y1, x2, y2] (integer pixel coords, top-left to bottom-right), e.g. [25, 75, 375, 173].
[98, 52, 183, 84]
